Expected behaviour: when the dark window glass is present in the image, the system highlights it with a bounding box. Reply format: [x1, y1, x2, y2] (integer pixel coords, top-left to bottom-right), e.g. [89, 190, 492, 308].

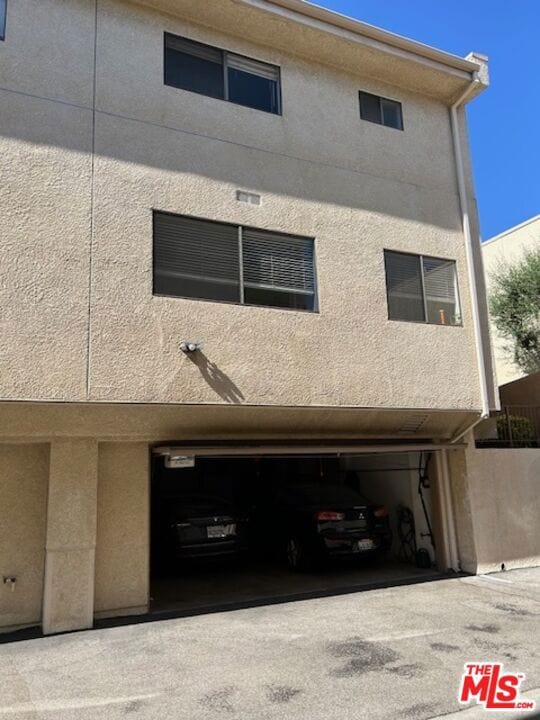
[242, 228, 316, 310]
[153, 213, 316, 312]
[384, 251, 461, 325]
[422, 257, 461, 326]
[384, 251, 425, 322]
[0, 0, 6, 40]
[244, 286, 314, 311]
[165, 34, 224, 100]
[153, 213, 240, 302]
[381, 98, 403, 130]
[228, 69, 279, 113]
[360, 91, 403, 130]
[164, 34, 281, 115]
[359, 91, 381, 124]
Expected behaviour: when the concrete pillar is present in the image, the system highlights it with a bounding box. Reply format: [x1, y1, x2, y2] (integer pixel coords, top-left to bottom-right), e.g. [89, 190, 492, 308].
[42, 439, 98, 635]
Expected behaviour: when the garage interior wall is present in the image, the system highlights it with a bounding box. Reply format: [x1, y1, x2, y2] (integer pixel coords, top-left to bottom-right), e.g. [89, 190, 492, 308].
[0, 444, 49, 630]
[94, 443, 150, 618]
[343, 453, 435, 561]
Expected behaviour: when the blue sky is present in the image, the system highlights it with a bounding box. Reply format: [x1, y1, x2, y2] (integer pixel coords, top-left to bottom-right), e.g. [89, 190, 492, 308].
[314, 0, 539, 240]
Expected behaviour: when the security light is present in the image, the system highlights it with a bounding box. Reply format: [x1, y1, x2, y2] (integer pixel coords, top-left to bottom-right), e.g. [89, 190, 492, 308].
[180, 340, 202, 353]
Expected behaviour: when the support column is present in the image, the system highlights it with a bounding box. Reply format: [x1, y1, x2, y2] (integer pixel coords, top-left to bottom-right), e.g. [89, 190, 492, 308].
[42, 439, 98, 635]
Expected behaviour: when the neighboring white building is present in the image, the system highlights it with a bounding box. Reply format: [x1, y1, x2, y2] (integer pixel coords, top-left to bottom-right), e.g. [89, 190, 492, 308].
[482, 215, 540, 386]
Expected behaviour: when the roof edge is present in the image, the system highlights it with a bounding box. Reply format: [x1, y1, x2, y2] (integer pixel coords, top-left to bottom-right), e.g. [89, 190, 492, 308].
[244, 0, 483, 76]
[483, 215, 540, 247]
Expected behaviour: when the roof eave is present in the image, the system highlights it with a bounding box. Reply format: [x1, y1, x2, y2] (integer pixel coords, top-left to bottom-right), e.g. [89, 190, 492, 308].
[239, 0, 483, 80]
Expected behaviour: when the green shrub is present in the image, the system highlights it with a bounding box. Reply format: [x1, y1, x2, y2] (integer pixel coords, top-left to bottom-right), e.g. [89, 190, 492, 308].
[496, 414, 535, 443]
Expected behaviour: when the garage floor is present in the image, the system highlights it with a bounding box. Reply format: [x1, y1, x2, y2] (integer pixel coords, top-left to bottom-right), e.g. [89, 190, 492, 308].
[150, 558, 440, 615]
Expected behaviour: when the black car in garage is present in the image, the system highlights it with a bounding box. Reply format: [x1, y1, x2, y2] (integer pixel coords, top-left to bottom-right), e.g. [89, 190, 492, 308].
[250, 482, 392, 571]
[155, 493, 248, 562]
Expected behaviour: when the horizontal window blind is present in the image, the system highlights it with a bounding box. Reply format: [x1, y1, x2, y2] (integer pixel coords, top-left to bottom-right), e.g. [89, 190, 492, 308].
[242, 229, 315, 295]
[153, 213, 316, 311]
[165, 34, 223, 64]
[153, 214, 240, 302]
[384, 251, 425, 322]
[385, 250, 461, 326]
[227, 53, 279, 81]
[422, 257, 456, 301]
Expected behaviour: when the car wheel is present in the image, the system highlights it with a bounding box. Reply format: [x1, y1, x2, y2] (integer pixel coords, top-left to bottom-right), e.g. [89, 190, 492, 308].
[286, 537, 312, 572]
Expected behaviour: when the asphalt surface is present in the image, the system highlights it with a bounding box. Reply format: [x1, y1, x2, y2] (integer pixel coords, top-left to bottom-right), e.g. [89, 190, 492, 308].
[1, 567, 539, 720]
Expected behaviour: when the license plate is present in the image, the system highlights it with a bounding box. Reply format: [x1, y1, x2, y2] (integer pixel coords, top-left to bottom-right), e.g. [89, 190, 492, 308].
[207, 524, 236, 539]
[356, 538, 375, 551]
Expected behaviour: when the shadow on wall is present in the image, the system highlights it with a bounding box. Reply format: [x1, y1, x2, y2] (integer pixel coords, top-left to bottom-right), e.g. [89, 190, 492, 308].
[186, 352, 244, 404]
[0, 90, 460, 231]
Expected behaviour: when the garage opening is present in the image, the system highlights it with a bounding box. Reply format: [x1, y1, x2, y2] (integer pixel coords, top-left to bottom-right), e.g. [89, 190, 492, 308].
[150, 448, 445, 616]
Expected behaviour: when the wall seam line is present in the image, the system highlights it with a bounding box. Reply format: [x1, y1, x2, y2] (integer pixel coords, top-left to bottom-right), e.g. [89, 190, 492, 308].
[85, 0, 99, 401]
[0, 87, 459, 198]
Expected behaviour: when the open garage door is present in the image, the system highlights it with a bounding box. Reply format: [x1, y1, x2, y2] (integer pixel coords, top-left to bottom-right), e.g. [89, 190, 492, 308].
[149, 446, 452, 617]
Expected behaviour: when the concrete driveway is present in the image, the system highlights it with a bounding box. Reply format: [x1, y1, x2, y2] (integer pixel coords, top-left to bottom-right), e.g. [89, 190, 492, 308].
[1, 568, 539, 720]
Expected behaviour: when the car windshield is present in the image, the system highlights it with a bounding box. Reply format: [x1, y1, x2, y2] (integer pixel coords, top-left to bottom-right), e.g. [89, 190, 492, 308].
[284, 483, 366, 506]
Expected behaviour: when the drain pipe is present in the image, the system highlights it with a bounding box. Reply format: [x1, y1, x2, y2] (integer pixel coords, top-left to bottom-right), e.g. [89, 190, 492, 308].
[449, 63, 491, 444]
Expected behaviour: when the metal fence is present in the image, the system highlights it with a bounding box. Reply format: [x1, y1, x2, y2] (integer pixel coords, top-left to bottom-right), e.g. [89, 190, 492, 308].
[475, 405, 540, 448]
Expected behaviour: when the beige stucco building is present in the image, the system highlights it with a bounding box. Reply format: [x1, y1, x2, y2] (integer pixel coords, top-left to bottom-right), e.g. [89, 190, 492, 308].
[482, 215, 540, 386]
[4, 0, 535, 637]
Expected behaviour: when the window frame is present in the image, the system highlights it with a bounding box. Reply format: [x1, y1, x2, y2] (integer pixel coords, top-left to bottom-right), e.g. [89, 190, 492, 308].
[0, 0, 7, 41]
[383, 249, 462, 327]
[152, 211, 318, 314]
[359, 91, 404, 131]
[164, 33, 282, 116]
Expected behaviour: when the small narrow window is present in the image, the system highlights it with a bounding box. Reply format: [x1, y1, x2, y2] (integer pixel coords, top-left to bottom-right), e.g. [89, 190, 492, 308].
[164, 33, 281, 115]
[384, 251, 461, 326]
[360, 91, 403, 130]
[0, 0, 7, 40]
[153, 212, 316, 312]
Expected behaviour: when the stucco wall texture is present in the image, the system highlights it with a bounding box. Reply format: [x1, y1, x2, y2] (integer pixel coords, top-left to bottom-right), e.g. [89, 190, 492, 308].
[94, 443, 149, 617]
[450, 441, 540, 574]
[0, 445, 49, 630]
[0, 0, 486, 412]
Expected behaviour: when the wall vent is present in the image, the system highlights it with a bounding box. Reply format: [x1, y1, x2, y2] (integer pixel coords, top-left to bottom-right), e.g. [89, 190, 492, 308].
[237, 190, 261, 206]
[397, 414, 430, 434]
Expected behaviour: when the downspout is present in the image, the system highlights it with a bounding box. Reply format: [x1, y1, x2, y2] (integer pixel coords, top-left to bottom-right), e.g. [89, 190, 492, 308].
[449, 72, 491, 444]
[444, 68, 491, 573]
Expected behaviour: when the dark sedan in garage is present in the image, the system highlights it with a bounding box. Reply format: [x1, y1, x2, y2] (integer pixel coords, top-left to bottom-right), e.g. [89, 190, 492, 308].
[155, 493, 248, 563]
[250, 482, 392, 571]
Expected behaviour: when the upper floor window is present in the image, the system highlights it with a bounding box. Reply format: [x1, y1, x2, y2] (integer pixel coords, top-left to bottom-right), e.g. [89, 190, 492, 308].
[164, 33, 281, 115]
[384, 250, 461, 326]
[359, 91, 403, 130]
[153, 212, 316, 312]
[0, 0, 6, 40]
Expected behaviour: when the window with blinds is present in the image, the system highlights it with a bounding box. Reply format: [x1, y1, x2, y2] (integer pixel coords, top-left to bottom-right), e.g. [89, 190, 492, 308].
[384, 250, 461, 326]
[153, 212, 316, 311]
[164, 33, 281, 115]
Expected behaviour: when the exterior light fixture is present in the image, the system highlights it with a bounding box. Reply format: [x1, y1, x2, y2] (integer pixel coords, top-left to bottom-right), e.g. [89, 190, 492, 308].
[180, 340, 202, 353]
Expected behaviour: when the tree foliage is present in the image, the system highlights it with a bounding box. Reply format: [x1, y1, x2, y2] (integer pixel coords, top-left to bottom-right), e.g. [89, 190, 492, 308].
[489, 248, 540, 375]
